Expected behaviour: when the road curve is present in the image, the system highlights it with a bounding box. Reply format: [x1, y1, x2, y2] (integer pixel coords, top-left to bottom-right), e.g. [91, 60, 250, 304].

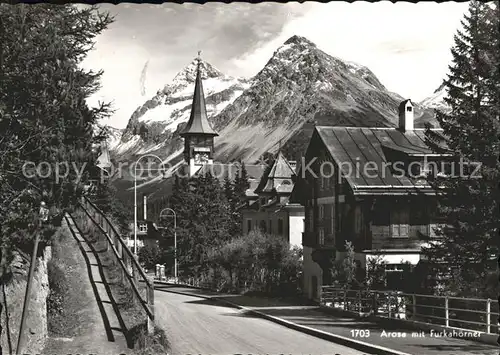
[154, 288, 369, 355]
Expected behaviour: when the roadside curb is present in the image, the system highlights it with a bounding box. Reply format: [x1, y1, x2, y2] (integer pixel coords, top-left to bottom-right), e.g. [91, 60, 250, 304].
[155, 283, 411, 355]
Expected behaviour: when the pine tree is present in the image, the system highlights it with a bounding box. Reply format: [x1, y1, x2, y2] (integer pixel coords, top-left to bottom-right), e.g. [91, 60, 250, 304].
[229, 162, 250, 237]
[0, 4, 113, 253]
[423, 1, 500, 297]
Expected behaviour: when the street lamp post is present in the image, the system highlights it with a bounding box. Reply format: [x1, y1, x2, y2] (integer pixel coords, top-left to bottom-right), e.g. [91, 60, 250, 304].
[159, 208, 177, 282]
[16, 201, 49, 355]
[133, 154, 166, 256]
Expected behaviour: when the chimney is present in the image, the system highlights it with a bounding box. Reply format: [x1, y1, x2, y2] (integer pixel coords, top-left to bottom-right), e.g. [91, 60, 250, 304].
[143, 194, 147, 220]
[398, 99, 414, 131]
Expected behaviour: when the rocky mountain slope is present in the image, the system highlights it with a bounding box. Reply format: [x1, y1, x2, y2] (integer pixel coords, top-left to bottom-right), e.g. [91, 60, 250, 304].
[419, 82, 450, 112]
[109, 34, 438, 169]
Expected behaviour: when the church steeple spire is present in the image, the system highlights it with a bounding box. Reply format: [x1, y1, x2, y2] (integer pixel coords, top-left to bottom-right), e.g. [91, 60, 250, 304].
[181, 51, 218, 177]
[180, 51, 218, 137]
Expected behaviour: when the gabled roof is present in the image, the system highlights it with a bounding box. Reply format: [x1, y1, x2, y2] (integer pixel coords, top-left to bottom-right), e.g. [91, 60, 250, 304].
[179, 58, 218, 137]
[313, 126, 449, 195]
[254, 151, 296, 194]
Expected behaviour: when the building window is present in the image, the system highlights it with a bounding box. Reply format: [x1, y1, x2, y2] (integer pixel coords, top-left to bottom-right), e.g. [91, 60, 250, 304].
[391, 209, 409, 237]
[319, 205, 324, 220]
[319, 228, 325, 245]
[278, 218, 284, 235]
[268, 220, 273, 234]
[139, 223, 148, 233]
[406, 106, 412, 112]
[247, 219, 252, 233]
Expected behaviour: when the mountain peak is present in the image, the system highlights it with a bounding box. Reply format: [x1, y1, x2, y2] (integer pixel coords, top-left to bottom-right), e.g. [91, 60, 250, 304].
[284, 35, 316, 47]
[171, 59, 224, 85]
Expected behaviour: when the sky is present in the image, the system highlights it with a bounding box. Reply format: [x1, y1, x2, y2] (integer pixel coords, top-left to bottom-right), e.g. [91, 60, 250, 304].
[82, 1, 470, 129]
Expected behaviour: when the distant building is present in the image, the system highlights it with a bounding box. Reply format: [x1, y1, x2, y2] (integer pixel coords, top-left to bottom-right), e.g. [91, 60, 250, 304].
[240, 151, 304, 248]
[126, 195, 162, 250]
[292, 99, 450, 301]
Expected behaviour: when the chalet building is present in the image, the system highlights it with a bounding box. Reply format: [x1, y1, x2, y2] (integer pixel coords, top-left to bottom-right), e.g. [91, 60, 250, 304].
[292, 99, 450, 301]
[240, 151, 304, 248]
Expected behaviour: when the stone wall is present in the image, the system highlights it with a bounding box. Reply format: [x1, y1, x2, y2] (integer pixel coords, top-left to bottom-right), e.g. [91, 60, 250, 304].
[0, 246, 52, 355]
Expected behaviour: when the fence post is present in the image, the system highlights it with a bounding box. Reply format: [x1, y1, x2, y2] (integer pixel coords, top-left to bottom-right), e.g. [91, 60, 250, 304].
[388, 292, 392, 318]
[445, 296, 449, 327]
[412, 294, 417, 320]
[147, 277, 155, 334]
[343, 290, 347, 310]
[357, 290, 362, 313]
[372, 292, 377, 315]
[487, 298, 491, 333]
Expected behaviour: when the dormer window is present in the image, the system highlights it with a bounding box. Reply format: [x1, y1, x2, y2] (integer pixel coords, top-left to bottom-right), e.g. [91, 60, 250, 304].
[139, 223, 148, 233]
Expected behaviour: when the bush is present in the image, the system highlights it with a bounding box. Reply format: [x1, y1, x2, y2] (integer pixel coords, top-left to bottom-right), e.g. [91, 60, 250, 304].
[208, 230, 302, 296]
[138, 244, 161, 271]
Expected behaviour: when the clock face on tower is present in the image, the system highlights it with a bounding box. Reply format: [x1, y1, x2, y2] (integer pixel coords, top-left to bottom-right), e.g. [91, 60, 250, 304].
[194, 152, 209, 164]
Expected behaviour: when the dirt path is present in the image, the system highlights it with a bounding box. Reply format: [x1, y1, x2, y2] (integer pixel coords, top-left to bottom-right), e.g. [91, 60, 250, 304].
[43, 214, 130, 355]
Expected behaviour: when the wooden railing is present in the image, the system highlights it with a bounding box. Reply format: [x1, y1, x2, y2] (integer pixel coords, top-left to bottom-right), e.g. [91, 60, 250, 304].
[78, 196, 155, 332]
[321, 286, 499, 335]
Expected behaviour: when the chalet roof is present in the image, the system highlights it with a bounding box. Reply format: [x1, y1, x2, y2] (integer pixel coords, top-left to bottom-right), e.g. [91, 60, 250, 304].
[179, 58, 218, 137]
[254, 151, 296, 195]
[314, 126, 449, 195]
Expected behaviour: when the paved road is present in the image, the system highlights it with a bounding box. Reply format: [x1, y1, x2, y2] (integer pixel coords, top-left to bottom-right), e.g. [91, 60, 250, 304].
[154, 288, 369, 355]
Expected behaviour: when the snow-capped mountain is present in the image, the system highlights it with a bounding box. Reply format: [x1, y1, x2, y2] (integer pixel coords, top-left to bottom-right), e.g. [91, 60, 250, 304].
[93, 124, 123, 150]
[105, 126, 124, 150]
[113, 35, 438, 165]
[114, 60, 250, 159]
[419, 82, 450, 112]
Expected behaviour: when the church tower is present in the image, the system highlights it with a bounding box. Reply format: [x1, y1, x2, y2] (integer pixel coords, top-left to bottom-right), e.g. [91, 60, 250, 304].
[180, 52, 219, 177]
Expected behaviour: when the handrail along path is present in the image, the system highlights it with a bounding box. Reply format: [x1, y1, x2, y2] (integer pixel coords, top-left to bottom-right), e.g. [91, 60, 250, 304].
[75, 196, 155, 332]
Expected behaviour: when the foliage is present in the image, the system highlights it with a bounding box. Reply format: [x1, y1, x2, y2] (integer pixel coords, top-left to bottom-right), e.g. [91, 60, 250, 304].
[93, 181, 131, 235]
[224, 162, 250, 237]
[364, 254, 387, 290]
[423, 1, 500, 297]
[138, 243, 161, 271]
[330, 241, 359, 288]
[161, 173, 232, 278]
[0, 4, 113, 254]
[208, 230, 302, 295]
